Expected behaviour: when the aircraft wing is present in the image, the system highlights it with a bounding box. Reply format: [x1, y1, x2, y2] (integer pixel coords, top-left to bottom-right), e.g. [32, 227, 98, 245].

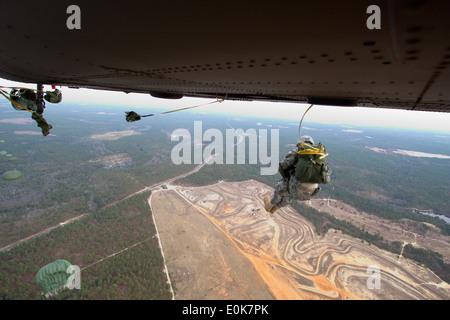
[0, 0, 449, 112]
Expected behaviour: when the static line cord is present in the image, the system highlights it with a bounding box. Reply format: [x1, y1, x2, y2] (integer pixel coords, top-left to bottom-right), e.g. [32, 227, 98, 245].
[0, 87, 34, 113]
[143, 98, 225, 117]
[298, 104, 314, 143]
[297, 104, 328, 159]
[126, 96, 226, 122]
[80, 237, 153, 271]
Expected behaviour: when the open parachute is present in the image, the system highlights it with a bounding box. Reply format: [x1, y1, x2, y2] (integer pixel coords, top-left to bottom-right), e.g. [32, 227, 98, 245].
[1, 170, 22, 181]
[35, 259, 73, 296]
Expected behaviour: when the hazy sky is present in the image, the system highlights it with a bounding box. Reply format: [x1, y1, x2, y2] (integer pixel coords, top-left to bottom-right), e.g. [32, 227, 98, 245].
[1, 79, 450, 133]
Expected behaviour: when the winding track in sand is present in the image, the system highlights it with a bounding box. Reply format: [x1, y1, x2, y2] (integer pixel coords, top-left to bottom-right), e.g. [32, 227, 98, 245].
[150, 180, 450, 300]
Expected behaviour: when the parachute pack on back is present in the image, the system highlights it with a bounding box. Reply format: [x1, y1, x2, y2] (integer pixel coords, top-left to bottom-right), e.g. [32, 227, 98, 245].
[294, 142, 331, 184]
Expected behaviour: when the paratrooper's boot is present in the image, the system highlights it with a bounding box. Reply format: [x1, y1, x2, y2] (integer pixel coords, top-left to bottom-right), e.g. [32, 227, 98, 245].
[264, 196, 275, 213]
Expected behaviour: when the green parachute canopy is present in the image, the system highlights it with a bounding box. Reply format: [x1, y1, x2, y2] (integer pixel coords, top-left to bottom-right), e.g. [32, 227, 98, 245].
[1, 170, 22, 181]
[35, 259, 73, 296]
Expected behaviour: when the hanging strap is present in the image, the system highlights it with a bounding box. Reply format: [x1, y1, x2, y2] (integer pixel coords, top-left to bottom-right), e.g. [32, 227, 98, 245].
[298, 104, 313, 142]
[296, 104, 328, 160]
[125, 97, 226, 122]
[0, 87, 34, 113]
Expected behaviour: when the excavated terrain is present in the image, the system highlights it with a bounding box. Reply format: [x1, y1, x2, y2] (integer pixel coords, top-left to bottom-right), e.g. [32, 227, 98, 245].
[151, 180, 450, 300]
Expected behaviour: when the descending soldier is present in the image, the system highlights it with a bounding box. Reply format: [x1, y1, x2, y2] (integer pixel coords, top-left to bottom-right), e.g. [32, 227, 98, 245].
[264, 135, 331, 214]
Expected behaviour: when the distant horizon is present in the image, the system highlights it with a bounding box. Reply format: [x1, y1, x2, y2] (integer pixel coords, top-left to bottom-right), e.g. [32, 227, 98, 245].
[50, 100, 450, 135]
[2, 78, 450, 134]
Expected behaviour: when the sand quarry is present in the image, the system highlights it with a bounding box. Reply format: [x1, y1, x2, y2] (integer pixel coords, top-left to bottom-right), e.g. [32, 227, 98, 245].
[150, 180, 449, 300]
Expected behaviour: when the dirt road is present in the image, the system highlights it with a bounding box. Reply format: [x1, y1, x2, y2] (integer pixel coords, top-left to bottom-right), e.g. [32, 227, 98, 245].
[0, 213, 89, 252]
[1, 155, 213, 253]
[150, 180, 450, 300]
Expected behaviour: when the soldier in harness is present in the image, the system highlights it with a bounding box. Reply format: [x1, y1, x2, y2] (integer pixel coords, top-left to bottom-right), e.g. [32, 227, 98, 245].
[7, 85, 62, 136]
[264, 135, 331, 214]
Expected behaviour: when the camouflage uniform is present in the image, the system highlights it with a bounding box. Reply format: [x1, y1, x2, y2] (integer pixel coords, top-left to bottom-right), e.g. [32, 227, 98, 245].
[10, 89, 39, 112]
[265, 136, 321, 213]
[10, 88, 55, 136]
